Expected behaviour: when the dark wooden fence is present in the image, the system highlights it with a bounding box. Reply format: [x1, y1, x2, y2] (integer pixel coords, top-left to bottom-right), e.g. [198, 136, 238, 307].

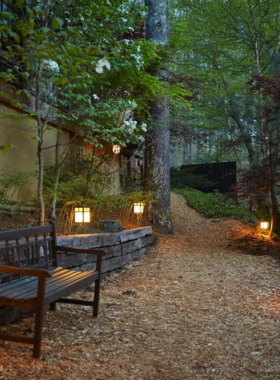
[181, 161, 237, 194]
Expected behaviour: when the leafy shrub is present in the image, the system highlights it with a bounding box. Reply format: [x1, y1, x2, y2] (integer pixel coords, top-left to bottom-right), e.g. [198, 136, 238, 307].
[43, 163, 115, 207]
[173, 187, 253, 223]
[0, 170, 36, 202]
[85, 191, 155, 208]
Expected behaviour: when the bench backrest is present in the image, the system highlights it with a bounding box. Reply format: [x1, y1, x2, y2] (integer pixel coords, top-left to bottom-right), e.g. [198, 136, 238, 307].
[0, 224, 58, 282]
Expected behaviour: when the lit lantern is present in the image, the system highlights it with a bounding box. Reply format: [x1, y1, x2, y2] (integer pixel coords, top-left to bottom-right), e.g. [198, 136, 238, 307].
[139, 159, 143, 166]
[134, 202, 145, 214]
[113, 145, 121, 154]
[260, 221, 269, 230]
[74, 207, 91, 223]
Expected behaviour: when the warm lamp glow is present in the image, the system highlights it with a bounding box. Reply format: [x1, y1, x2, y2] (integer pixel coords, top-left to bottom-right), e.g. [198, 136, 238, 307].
[113, 145, 121, 154]
[260, 221, 269, 230]
[75, 207, 91, 223]
[134, 202, 144, 214]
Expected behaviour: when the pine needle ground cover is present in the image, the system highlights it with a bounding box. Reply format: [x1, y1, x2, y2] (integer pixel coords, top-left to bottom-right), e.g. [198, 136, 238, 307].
[1, 193, 280, 379]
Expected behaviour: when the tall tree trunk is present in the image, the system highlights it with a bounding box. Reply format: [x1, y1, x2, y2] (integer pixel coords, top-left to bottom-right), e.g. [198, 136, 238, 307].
[145, 0, 173, 234]
[51, 119, 74, 220]
[249, 4, 266, 159]
[51, 121, 62, 221]
[35, 69, 45, 226]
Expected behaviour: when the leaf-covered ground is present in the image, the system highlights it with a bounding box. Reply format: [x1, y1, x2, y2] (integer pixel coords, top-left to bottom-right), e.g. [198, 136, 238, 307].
[1, 192, 280, 379]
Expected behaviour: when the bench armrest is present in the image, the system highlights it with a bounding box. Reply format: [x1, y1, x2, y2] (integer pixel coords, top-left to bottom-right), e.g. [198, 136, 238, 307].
[56, 246, 106, 256]
[0, 265, 51, 279]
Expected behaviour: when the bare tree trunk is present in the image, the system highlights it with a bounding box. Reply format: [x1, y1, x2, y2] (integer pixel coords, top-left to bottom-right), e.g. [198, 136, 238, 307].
[145, 0, 173, 234]
[51, 119, 76, 220]
[226, 113, 244, 170]
[35, 69, 45, 226]
[170, 135, 178, 167]
[268, 133, 278, 238]
[249, 4, 266, 159]
[51, 123, 62, 221]
[183, 138, 188, 164]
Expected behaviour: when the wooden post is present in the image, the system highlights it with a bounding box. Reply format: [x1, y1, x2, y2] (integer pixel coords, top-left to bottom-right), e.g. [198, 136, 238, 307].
[93, 255, 102, 317]
[33, 277, 46, 358]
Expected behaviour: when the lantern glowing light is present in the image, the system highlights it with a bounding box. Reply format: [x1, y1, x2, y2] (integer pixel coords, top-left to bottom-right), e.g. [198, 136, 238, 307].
[260, 221, 269, 230]
[134, 202, 145, 214]
[113, 145, 121, 154]
[74, 207, 91, 223]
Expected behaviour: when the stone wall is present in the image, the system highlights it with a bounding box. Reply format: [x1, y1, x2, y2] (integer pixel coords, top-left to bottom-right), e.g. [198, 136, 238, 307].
[0, 227, 155, 326]
[57, 226, 155, 274]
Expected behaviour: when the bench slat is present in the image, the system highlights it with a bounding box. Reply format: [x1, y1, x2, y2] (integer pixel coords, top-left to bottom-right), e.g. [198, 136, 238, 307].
[0, 267, 65, 299]
[0, 238, 53, 253]
[21, 271, 97, 302]
[0, 267, 62, 297]
[44, 271, 97, 297]
[17, 269, 89, 299]
[0, 275, 37, 291]
[44, 271, 99, 306]
[0, 277, 38, 298]
[0, 268, 97, 302]
[0, 225, 53, 241]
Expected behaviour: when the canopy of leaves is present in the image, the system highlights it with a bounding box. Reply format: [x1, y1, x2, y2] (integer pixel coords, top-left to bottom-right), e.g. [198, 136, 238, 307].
[0, 0, 190, 149]
[169, 0, 280, 164]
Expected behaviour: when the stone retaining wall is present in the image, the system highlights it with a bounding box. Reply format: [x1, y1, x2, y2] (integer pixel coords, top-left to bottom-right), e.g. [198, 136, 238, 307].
[0, 227, 155, 325]
[57, 226, 155, 273]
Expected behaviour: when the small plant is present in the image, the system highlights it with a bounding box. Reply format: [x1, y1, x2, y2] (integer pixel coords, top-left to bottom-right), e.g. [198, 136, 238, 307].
[56, 191, 156, 235]
[0, 170, 36, 202]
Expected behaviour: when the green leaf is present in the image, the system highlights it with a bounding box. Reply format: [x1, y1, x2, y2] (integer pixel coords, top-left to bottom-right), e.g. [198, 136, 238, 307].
[16, 0, 25, 7]
[52, 17, 64, 29]
[0, 143, 16, 154]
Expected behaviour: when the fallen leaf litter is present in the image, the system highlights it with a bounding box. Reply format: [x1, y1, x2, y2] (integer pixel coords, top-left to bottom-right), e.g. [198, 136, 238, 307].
[1, 192, 280, 379]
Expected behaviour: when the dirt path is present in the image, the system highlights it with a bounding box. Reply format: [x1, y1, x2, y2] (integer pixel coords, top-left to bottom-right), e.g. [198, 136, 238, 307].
[1, 193, 280, 379]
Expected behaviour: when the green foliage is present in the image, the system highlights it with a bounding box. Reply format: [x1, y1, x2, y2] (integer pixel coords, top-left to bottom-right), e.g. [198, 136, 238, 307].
[0, 0, 190, 147]
[0, 170, 35, 201]
[43, 159, 155, 209]
[0, 143, 17, 154]
[85, 191, 155, 209]
[0, 0, 191, 225]
[173, 187, 252, 223]
[169, 0, 280, 163]
[255, 202, 270, 223]
[43, 164, 112, 207]
[0, 0, 150, 144]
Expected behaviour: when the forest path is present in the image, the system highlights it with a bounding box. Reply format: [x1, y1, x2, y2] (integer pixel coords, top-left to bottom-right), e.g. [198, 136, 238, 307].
[170, 191, 244, 251]
[1, 192, 280, 379]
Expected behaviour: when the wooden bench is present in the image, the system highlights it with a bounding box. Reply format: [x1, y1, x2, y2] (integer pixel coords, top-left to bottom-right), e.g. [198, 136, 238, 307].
[0, 223, 105, 358]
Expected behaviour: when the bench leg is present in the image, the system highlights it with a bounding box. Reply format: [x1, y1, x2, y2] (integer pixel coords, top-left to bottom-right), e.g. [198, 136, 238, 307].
[33, 278, 46, 358]
[93, 278, 100, 317]
[33, 303, 44, 358]
[50, 302, 56, 311]
[93, 256, 102, 317]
